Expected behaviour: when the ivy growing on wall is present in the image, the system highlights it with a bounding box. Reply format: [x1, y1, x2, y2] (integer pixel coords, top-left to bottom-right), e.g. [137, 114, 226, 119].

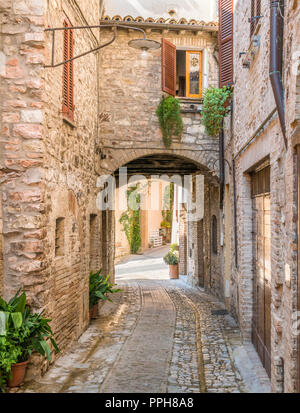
[156, 96, 184, 148]
[119, 185, 141, 254]
[161, 183, 175, 229]
[201, 86, 232, 136]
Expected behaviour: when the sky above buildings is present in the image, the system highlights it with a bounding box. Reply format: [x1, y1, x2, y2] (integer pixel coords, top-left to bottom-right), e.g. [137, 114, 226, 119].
[103, 0, 217, 21]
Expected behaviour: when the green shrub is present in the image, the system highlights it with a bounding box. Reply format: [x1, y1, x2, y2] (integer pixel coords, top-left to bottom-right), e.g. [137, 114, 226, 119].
[119, 185, 141, 254]
[201, 86, 232, 136]
[156, 96, 183, 147]
[163, 250, 179, 265]
[89, 270, 121, 309]
[0, 290, 59, 392]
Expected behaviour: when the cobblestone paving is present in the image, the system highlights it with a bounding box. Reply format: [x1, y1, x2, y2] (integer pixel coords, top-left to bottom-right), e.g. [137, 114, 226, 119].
[17, 279, 270, 393]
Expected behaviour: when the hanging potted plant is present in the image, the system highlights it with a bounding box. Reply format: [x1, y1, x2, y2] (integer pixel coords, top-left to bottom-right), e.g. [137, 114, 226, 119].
[156, 96, 184, 148]
[201, 86, 232, 136]
[89, 270, 121, 321]
[0, 290, 60, 391]
[163, 248, 179, 279]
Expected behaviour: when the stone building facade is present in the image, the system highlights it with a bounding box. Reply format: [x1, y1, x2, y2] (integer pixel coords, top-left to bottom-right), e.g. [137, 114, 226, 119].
[0, 0, 224, 379]
[221, 0, 300, 392]
[0, 0, 115, 376]
[97, 12, 222, 295]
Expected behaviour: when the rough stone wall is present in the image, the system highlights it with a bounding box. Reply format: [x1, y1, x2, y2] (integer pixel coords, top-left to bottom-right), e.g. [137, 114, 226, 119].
[223, 0, 300, 392]
[0, 0, 106, 377]
[42, 0, 103, 356]
[97, 27, 219, 175]
[0, 0, 46, 305]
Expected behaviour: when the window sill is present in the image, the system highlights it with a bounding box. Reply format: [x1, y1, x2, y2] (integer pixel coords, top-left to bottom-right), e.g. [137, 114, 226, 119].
[177, 97, 203, 104]
[177, 97, 203, 113]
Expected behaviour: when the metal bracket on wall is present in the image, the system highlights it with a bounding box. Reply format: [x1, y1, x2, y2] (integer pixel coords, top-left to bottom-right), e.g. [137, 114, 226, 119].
[44, 23, 147, 68]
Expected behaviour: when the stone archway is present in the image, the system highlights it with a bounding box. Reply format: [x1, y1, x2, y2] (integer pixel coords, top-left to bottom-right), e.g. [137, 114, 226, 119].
[97, 147, 219, 178]
[101, 151, 221, 292]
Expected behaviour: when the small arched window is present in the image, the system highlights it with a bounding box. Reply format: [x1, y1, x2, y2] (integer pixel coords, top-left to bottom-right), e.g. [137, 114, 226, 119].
[211, 215, 218, 254]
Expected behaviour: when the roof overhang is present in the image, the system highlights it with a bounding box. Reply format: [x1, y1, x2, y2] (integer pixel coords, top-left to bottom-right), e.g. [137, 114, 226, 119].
[100, 19, 218, 33]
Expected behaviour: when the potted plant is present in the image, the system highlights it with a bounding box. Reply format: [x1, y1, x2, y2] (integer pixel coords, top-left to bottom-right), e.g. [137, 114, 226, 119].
[163, 249, 179, 279]
[89, 270, 122, 320]
[0, 290, 60, 391]
[156, 96, 184, 148]
[201, 86, 233, 136]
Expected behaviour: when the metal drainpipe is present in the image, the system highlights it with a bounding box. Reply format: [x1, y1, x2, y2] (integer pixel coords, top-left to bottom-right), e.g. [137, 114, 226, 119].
[269, 0, 287, 146]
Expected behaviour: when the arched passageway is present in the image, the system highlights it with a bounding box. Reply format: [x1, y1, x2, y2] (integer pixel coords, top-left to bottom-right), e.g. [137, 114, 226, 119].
[99, 152, 222, 296]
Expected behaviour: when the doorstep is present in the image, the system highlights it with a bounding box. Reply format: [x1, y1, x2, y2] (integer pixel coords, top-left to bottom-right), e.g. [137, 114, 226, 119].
[179, 274, 188, 283]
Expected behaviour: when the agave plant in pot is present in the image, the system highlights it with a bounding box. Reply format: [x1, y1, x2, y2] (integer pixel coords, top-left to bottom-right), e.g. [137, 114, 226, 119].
[163, 247, 179, 279]
[0, 290, 60, 391]
[89, 270, 122, 320]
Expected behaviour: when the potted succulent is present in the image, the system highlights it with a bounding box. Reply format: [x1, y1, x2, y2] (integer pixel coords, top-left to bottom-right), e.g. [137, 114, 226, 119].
[163, 248, 179, 279]
[0, 290, 60, 391]
[89, 270, 121, 320]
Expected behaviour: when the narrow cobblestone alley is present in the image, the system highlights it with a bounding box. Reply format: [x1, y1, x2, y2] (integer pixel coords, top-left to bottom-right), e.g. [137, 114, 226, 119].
[16, 248, 270, 394]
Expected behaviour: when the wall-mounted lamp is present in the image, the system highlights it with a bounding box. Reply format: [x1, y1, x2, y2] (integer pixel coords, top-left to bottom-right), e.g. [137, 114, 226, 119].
[128, 37, 161, 58]
[44, 24, 161, 68]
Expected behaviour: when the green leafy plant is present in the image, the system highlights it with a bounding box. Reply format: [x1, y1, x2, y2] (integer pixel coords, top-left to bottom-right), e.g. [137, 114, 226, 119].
[170, 243, 179, 252]
[156, 96, 183, 147]
[119, 185, 141, 254]
[163, 250, 179, 266]
[201, 86, 232, 136]
[89, 270, 121, 309]
[0, 290, 59, 392]
[160, 220, 171, 229]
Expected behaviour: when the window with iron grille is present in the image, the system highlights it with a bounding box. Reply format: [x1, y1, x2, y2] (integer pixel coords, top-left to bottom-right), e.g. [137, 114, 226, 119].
[250, 0, 262, 37]
[55, 217, 65, 256]
[211, 215, 218, 255]
[62, 20, 74, 122]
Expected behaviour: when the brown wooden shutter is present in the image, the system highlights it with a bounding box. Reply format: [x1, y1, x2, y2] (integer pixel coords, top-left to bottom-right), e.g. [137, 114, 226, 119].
[62, 20, 74, 121]
[161, 38, 176, 96]
[219, 0, 233, 87]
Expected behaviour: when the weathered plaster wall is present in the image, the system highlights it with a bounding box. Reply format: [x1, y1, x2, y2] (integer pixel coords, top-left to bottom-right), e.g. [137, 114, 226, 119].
[187, 177, 221, 298]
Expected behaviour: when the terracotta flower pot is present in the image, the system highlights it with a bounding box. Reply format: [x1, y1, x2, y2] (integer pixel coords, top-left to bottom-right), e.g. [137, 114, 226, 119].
[89, 304, 98, 320]
[8, 361, 28, 388]
[169, 264, 179, 279]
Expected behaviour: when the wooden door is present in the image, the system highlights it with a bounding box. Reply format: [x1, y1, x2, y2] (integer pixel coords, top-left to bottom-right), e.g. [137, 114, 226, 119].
[252, 165, 271, 378]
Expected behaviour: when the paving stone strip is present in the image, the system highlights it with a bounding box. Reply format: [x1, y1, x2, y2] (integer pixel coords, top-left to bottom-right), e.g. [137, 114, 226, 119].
[15, 279, 270, 393]
[99, 282, 176, 393]
[167, 282, 245, 393]
[17, 282, 142, 393]
[164, 286, 206, 393]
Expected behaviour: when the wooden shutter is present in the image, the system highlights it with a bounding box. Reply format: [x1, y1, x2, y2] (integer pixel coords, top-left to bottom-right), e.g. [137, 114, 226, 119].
[219, 0, 233, 87]
[62, 20, 74, 121]
[161, 38, 176, 96]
